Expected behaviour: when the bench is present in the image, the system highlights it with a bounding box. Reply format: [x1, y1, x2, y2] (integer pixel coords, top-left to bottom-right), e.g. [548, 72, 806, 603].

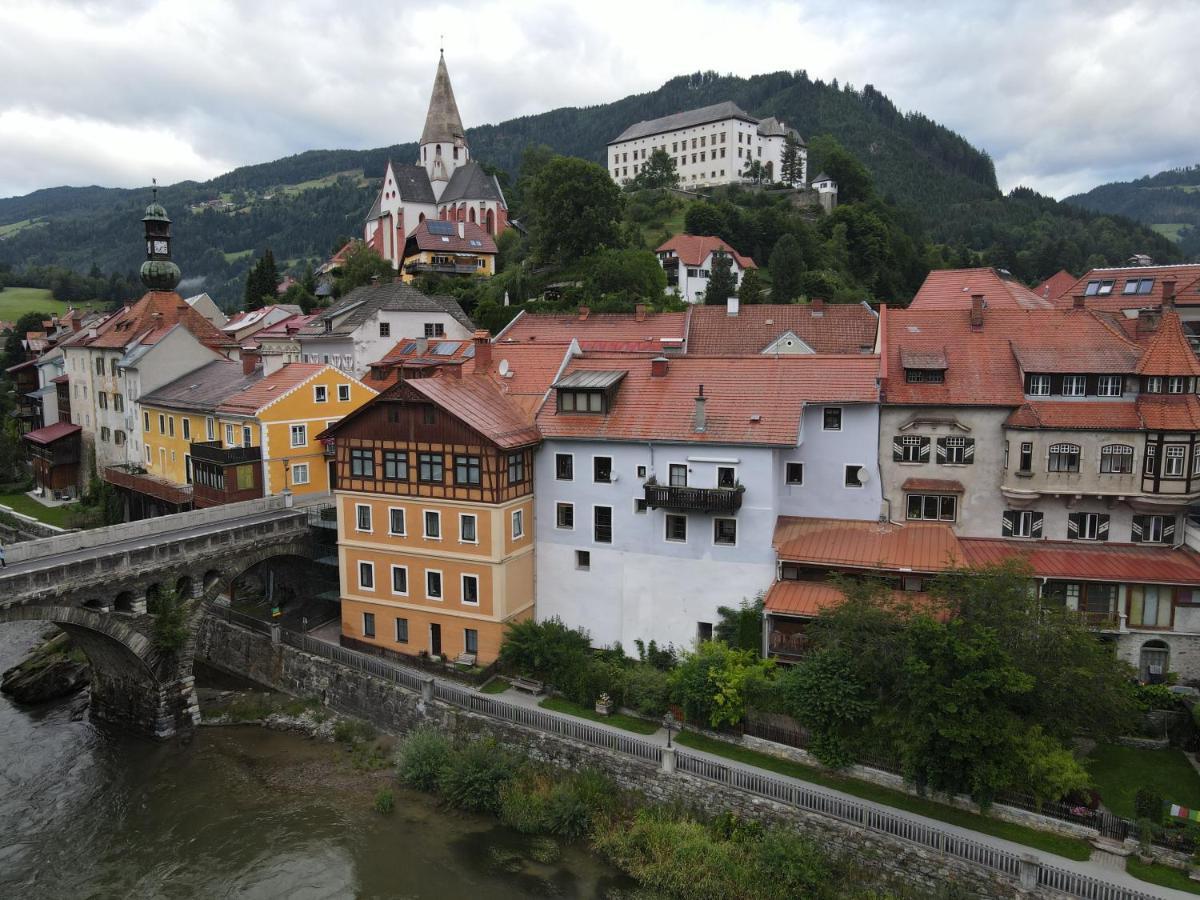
[454, 652, 477, 668]
[511, 676, 544, 695]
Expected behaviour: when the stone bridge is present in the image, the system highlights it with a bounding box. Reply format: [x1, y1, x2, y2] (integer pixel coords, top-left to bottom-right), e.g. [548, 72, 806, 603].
[0, 495, 332, 738]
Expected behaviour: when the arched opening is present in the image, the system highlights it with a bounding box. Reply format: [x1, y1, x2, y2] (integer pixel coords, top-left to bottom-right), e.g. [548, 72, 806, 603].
[203, 569, 222, 595]
[175, 575, 194, 601]
[486, 209, 495, 235]
[114, 591, 135, 613]
[1140, 639, 1170, 683]
[439, 207, 447, 220]
[468, 207, 476, 224]
[223, 552, 338, 630]
[418, 212, 425, 224]
[83, 598, 107, 611]
[145, 583, 163, 614]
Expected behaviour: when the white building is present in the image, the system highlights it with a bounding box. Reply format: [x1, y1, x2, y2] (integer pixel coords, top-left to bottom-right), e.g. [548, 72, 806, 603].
[608, 101, 807, 189]
[655, 235, 757, 304]
[532, 352, 882, 650]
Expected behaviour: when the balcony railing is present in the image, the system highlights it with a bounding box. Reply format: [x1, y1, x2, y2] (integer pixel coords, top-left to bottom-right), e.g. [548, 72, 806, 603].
[404, 262, 483, 276]
[643, 482, 743, 513]
[190, 440, 261, 465]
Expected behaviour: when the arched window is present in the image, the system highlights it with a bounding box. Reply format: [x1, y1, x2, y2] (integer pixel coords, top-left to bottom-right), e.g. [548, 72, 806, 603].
[469, 207, 476, 224]
[435, 144, 442, 156]
[1139, 639, 1169, 683]
[439, 207, 447, 220]
[1048, 443, 1081, 473]
[486, 209, 495, 235]
[418, 213, 425, 224]
[1099, 444, 1134, 474]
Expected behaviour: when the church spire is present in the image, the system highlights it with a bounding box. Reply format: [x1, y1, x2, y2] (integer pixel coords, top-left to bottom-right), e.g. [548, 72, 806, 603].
[139, 180, 181, 292]
[419, 51, 467, 148]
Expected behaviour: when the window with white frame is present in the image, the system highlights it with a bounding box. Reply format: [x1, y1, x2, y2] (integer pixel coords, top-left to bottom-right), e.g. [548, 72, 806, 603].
[461, 574, 480, 605]
[906, 493, 957, 521]
[314, 385, 328, 403]
[1099, 444, 1134, 474]
[1133, 514, 1173, 544]
[424, 510, 441, 539]
[206, 417, 215, 441]
[291, 463, 310, 485]
[225, 424, 235, 446]
[556, 502, 574, 529]
[823, 407, 842, 431]
[181, 418, 190, 441]
[1002, 509, 1043, 538]
[1068, 512, 1108, 541]
[1097, 375, 1123, 397]
[389, 508, 405, 535]
[941, 436, 973, 464]
[716, 466, 736, 488]
[338, 384, 351, 402]
[389, 565, 408, 595]
[1027, 374, 1051, 396]
[665, 514, 687, 542]
[555, 453, 574, 480]
[713, 518, 737, 545]
[512, 509, 525, 540]
[1164, 444, 1186, 477]
[1169, 376, 1187, 394]
[290, 424, 307, 448]
[426, 570, 443, 600]
[358, 561, 375, 591]
[1048, 443, 1081, 473]
[460, 513, 477, 543]
[669, 464, 687, 487]
[894, 434, 928, 463]
[355, 504, 372, 532]
[1062, 375, 1086, 397]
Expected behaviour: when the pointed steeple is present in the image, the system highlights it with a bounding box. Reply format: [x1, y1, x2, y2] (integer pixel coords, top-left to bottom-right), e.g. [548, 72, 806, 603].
[419, 52, 467, 147]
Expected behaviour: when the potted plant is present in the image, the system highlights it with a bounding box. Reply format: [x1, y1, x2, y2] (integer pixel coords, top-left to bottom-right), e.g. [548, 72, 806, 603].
[595, 692, 613, 716]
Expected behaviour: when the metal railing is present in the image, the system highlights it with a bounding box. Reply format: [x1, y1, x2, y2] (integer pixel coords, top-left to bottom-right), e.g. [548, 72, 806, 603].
[207, 604, 274, 635]
[214, 612, 1159, 900]
[644, 483, 744, 514]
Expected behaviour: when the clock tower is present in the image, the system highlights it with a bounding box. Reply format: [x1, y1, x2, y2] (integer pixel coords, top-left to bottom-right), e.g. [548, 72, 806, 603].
[139, 184, 181, 291]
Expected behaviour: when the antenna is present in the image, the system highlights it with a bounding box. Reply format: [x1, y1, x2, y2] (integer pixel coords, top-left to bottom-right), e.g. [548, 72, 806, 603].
[152, 176, 158, 202]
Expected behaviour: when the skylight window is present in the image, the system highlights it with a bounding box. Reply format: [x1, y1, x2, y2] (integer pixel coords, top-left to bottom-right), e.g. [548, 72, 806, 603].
[1085, 279, 1115, 296]
[1122, 277, 1155, 295]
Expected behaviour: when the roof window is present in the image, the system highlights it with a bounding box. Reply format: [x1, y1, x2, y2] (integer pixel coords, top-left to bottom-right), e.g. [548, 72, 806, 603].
[1122, 277, 1155, 295]
[1085, 279, 1115, 297]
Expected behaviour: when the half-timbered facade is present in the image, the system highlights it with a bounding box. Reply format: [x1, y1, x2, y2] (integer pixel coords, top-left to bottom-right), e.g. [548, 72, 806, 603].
[322, 369, 540, 665]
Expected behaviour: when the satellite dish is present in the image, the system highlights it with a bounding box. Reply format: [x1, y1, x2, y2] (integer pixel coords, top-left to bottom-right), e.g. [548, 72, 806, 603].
[498, 359, 510, 377]
[857, 466, 871, 484]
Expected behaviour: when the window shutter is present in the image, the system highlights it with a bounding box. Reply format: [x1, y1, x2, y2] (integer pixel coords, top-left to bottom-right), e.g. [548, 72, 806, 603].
[1050, 374, 1064, 395]
[892, 437, 904, 462]
[919, 437, 931, 462]
[1164, 517, 1176, 541]
[1031, 512, 1043, 537]
[1001, 511, 1014, 537]
[935, 437, 948, 463]
[1097, 515, 1110, 541]
[1131, 515, 1145, 543]
[963, 438, 975, 464]
[1067, 513, 1080, 538]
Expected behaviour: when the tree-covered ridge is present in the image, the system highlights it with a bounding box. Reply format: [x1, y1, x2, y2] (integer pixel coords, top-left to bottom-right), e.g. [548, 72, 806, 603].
[1064, 163, 1200, 260]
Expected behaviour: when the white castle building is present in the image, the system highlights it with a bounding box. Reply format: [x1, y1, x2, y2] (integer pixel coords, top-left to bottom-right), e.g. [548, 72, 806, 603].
[607, 101, 807, 190]
[364, 53, 509, 268]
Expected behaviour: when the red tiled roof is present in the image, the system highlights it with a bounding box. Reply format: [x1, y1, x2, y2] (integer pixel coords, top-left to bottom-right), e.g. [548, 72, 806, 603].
[961, 538, 1200, 585]
[687, 303, 878, 356]
[773, 516, 965, 572]
[1052, 266, 1200, 311]
[78, 291, 227, 351]
[496, 310, 688, 350]
[764, 581, 848, 616]
[901, 478, 964, 493]
[536, 354, 878, 446]
[1034, 270, 1078, 302]
[50, 374, 69, 384]
[1136, 311, 1200, 377]
[1010, 342, 1141, 373]
[471, 343, 572, 406]
[656, 234, 756, 269]
[215, 363, 326, 416]
[1004, 401, 1144, 431]
[1136, 395, 1200, 431]
[406, 373, 541, 449]
[22, 421, 81, 445]
[251, 312, 319, 341]
[909, 268, 1052, 310]
[406, 220, 497, 254]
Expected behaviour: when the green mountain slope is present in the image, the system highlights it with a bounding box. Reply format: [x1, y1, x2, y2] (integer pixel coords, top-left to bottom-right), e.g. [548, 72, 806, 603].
[1065, 165, 1200, 259]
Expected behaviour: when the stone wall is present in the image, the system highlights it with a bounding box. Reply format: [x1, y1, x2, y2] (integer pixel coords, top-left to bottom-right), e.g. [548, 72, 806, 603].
[197, 615, 1072, 899]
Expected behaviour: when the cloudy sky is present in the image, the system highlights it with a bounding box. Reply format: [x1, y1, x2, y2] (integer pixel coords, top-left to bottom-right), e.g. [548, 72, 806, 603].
[1, 0, 1195, 201]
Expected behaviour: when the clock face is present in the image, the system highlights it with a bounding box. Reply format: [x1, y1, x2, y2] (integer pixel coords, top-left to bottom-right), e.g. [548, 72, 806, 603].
[152, 240, 169, 255]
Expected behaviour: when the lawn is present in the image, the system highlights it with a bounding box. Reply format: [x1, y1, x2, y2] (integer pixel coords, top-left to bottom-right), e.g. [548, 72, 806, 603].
[223, 249, 253, 263]
[1126, 858, 1200, 894]
[1151, 223, 1189, 241]
[674, 730, 1092, 861]
[479, 677, 510, 695]
[0, 286, 105, 320]
[0, 218, 42, 238]
[539, 696, 661, 735]
[1086, 743, 1200, 820]
[0, 491, 78, 528]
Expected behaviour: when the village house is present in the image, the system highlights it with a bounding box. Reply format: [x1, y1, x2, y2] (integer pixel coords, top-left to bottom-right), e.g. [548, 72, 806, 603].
[655, 235, 756, 304]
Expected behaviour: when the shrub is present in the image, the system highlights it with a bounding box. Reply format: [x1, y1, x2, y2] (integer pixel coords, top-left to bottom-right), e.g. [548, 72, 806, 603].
[438, 738, 521, 813]
[561, 656, 627, 708]
[373, 789, 395, 814]
[625, 664, 672, 717]
[396, 728, 452, 791]
[774, 648, 873, 769]
[498, 767, 618, 838]
[499, 616, 591, 688]
[1136, 787, 1165, 825]
[333, 718, 377, 745]
[1014, 727, 1090, 805]
[499, 773, 554, 833]
[1135, 684, 1181, 711]
[634, 638, 677, 671]
[670, 641, 775, 729]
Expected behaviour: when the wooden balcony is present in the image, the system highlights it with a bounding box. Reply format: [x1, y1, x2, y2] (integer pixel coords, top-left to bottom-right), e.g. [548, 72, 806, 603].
[643, 482, 743, 513]
[190, 440, 261, 465]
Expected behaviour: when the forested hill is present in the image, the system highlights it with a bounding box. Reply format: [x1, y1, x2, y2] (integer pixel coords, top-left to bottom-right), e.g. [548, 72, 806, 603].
[0, 69, 1177, 305]
[1065, 164, 1200, 260]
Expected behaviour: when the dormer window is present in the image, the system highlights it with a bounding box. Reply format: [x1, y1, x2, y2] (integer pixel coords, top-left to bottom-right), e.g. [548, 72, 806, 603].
[1062, 375, 1086, 397]
[553, 370, 626, 415]
[904, 368, 944, 383]
[1145, 376, 1164, 393]
[1027, 374, 1051, 396]
[558, 389, 604, 413]
[1097, 375, 1123, 397]
[1168, 376, 1187, 394]
[1122, 277, 1154, 295]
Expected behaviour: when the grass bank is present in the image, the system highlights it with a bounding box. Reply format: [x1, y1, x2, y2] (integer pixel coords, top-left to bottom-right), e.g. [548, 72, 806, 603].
[539, 696, 659, 735]
[0, 491, 77, 528]
[0, 286, 105, 319]
[674, 730, 1092, 862]
[1086, 743, 1200, 820]
[1126, 857, 1200, 894]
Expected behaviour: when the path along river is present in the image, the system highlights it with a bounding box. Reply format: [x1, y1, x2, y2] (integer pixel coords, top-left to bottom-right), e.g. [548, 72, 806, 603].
[0, 621, 632, 899]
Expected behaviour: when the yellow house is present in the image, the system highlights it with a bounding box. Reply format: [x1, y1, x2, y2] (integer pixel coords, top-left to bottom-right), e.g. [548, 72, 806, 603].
[138, 360, 376, 507]
[400, 219, 497, 284]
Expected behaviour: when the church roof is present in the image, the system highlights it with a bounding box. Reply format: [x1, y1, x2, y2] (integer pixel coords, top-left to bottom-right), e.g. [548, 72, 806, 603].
[441, 161, 506, 205]
[391, 163, 438, 203]
[419, 53, 467, 147]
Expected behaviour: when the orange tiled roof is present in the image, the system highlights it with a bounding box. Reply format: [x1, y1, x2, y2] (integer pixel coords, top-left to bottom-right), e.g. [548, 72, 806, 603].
[961, 538, 1200, 584]
[215, 363, 326, 416]
[497, 310, 688, 350]
[1034, 269, 1078, 302]
[1136, 395, 1200, 431]
[536, 354, 878, 446]
[1004, 401, 1144, 431]
[471, 343, 572, 403]
[764, 580, 849, 616]
[77, 291, 227, 351]
[773, 516, 965, 572]
[407, 219, 497, 254]
[901, 477, 965, 493]
[909, 268, 1052, 310]
[686, 303, 878, 356]
[1052, 265, 1200, 311]
[656, 234, 756, 269]
[406, 373, 542, 449]
[1136, 311, 1200, 377]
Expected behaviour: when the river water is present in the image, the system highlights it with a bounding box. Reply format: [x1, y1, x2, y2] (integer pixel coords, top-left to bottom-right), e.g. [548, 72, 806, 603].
[0, 622, 632, 899]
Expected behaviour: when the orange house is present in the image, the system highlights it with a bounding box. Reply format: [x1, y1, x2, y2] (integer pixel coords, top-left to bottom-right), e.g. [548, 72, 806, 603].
[321, 368, 540, 665]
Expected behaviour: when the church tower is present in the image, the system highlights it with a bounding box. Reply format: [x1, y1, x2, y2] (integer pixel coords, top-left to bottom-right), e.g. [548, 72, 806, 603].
[139, 184, 181, 292]
[418, 51, 468, 198]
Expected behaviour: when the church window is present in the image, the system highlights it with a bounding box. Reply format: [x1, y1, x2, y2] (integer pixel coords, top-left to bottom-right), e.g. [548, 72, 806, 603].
[453, 147, 459, 160]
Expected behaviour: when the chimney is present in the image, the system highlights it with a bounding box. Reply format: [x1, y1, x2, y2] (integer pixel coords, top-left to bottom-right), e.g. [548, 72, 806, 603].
[970, 294, 985, 326]
[578, 306, 590, 321]
[1164, 280, 1177, 309]
[458, 221, 465, 239]
[241, 348, 261, 375]
[472, 329, 492, 370]
[727, 295, 739, 317]
[694, 384, 706, 433]
[1072, 293, 1086, 310]
[415, 337, 429, 356]
[651, 356, 669, 378]
[811, 297, 825, 317]
[445, 362, 462, 379]
[262, 351, 286, 376]
[635, 303, 647, 322]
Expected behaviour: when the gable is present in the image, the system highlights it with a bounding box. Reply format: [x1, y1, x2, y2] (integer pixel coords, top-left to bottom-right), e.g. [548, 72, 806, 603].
[761, 330, 815, 355]
[330, 382, 495, 449]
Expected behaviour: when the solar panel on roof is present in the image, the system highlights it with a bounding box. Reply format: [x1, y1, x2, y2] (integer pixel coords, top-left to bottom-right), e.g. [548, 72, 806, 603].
[401, 342, 417, 354]
[433, 341, 461, 356]
[427, 220, 456, 236]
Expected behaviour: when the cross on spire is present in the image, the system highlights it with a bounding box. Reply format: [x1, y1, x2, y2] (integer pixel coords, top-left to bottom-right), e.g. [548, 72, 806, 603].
[152, 176, 158, 202]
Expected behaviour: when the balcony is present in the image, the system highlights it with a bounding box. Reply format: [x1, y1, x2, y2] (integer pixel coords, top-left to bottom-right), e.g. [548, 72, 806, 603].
[643, 481, 743, 514]
[404, 261, 484, 277]
[190, 440, 261, 465]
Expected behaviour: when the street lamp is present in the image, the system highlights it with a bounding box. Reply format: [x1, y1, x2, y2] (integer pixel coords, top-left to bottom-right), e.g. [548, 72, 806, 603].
[302, 616, 308, 634]
[662, 710, 677, 748]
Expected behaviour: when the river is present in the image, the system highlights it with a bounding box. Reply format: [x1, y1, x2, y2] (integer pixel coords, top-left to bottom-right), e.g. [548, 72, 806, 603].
[0, 622, 633, 899]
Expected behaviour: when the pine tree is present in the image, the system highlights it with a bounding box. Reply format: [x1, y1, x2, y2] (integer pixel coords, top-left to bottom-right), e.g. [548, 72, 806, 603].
[737, 268, 765, 305]
[703, 253, 738, 306]
[781, 134, 801, 186]
[244, 249, 280, 310]
[769, 234, 806, 302]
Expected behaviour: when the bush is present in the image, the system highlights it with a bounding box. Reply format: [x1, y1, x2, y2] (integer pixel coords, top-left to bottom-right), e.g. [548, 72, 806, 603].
[438, 738, 521, 813]
[634, 638, 677, 670]
[670, 641, 775, 729]
[396, 728, 451, 791]
[1135, 684, 1182, 711]
[373, 789, 395, 814]
[499, 616, 591, 688]
[625, 664, 672, 717]
[561, 656, 627, 708]
[499, 767, 618, 838]
[499, 772, 554, 833]
[1136, 787, 1165, 825]
[333, 718, 377, 745]
[1014, 727, 1090, 805]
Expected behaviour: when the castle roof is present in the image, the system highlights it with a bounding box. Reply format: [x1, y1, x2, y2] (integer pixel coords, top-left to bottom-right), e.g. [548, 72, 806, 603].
[611, 101, 759, 144]
[419, 53, 466, 147]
